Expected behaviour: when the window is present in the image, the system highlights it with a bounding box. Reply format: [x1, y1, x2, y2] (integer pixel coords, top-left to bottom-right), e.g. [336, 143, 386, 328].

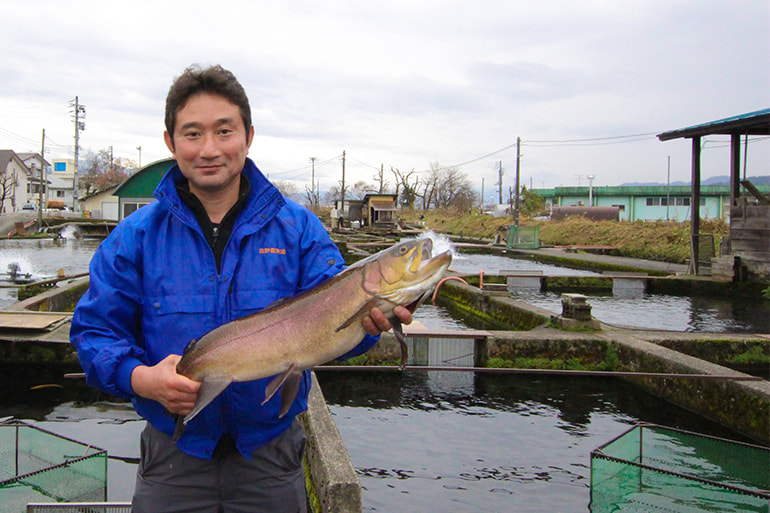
[123, 201, 152, 218]
[612, 204, 626, 212]
[56, 190, 65, 198]
[646, 197, 661, 206]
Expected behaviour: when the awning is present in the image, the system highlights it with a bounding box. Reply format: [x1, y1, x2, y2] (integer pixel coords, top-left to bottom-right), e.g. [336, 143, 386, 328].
[370, 200, 396, 211]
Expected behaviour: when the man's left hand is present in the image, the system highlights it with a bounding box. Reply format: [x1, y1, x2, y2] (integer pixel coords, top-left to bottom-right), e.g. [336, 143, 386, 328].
[363, 306, 412, 336]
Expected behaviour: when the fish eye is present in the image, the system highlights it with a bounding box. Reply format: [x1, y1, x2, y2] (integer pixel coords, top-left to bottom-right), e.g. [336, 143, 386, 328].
[399, 246, 408, 254]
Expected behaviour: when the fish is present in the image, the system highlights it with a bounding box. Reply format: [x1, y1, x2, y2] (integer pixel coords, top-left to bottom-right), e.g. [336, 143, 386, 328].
[172, 236, 452, 441]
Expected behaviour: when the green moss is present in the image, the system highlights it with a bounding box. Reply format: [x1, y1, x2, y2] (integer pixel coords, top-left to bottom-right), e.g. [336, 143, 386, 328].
[303, 454, 322, 513]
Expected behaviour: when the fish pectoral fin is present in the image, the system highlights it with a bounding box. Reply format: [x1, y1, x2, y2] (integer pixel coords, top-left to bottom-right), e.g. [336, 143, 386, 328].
[335, 300, 379, 332]
[182, 377, 231, 426]
[262, 363, 297, 406]
[391, 317, 409, 370]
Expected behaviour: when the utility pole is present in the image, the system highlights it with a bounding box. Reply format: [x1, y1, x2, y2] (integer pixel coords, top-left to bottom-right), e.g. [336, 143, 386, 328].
[309, 157, 317, 207]
[497, 160, 504, 205]
[37, 129, 45, 228]
[70, 96, 85, 212]
[481, 177, 484, 210]
[137, 146, 142, 168]
[514, 137, 521, 227]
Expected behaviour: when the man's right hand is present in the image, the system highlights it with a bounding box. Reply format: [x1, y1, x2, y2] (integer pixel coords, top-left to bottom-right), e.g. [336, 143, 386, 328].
[130, 354, 201, 416]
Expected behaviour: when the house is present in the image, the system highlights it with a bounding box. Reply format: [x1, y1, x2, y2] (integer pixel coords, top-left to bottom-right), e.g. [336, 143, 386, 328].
[0, 150, 32, 213]
[113, 158, 174, 219]
[81, 185, 120, 220]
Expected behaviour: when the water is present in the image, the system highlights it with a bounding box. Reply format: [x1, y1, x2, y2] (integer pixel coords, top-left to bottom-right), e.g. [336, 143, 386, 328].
[0, 240, 766, 509]
[0, 237, 100, 310]
[509, 290, 770, 334]
[316, 371, 758, 513]
[448, 251, 599, 276]
[1, 369, 759, 510]
[1, 239, 766, 332]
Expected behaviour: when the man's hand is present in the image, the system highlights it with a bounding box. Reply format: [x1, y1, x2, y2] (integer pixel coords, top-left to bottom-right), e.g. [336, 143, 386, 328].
[131, 354, 201, 416]
[362, 305, 412, 337]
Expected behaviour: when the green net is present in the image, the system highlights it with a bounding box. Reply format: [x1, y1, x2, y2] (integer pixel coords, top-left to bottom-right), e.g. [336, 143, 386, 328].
[0, 421, 107, 513]
[507, 225, 540, 249]
[590, 423, 770, 512]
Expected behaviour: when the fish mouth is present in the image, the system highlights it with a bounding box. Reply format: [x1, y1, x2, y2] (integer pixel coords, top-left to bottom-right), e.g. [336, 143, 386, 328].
[407, 238, 452, 284]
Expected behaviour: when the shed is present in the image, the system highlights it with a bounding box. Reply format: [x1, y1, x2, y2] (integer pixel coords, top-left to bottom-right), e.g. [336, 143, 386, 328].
[362, 193, 398, 229]
[658, 109, 770, 279]
[113, 158, 174, 219]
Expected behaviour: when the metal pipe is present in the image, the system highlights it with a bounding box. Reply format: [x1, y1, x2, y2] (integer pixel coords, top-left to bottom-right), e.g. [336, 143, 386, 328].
[314, 365, 764, 381]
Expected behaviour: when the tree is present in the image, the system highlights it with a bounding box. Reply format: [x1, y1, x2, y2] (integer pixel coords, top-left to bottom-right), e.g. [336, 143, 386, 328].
[421, 163, 477, 211]
[0, 168, 19, 213]
[391, 167, 418, 209]
[348, 180, 377, 200]
[80, 148, 133, 196]
[519, 186, 546, 217]
[272, 180, 300, 202]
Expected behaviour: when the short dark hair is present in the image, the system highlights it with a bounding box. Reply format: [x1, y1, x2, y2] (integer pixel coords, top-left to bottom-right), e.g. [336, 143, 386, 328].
[165, 64, 252, 143]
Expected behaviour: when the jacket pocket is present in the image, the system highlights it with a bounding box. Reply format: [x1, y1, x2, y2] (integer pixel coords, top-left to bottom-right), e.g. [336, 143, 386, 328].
[142, 294, 216, 359]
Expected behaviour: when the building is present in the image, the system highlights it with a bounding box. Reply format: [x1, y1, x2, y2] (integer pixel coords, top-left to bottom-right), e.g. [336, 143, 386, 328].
[113, 158, 174, 219]
[361, 193, 398, 229]
[81, 185, 119, 220]
[0, 150, 33, 212]
[658, 108, 770, 278]
[531, 184, 763, 222]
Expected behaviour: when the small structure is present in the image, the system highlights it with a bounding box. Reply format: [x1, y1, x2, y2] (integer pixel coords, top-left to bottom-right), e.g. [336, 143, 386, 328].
[550, 206, 621, 222]
[551, 293, 601, 330]
[658, 109, 770, 278]
[361, 193, 398, 230]
[332, 199, 364, 228]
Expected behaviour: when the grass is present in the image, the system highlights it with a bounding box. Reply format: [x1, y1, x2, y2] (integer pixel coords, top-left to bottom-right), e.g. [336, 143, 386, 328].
[399, 208, 728, 264]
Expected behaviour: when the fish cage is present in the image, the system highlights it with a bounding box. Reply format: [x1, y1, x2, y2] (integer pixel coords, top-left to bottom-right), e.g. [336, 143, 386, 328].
[506, 225, 539, 249]
[590, 423, 770, 513]
[0, 420, 107, 513]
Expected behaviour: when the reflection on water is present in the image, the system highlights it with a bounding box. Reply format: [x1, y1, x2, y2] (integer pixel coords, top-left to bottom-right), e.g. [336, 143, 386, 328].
[318, 371, 758, 513]
[510, 290, 770, 333]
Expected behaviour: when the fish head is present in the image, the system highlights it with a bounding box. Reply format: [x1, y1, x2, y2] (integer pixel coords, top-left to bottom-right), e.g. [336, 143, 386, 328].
[361, 238, 452, 307]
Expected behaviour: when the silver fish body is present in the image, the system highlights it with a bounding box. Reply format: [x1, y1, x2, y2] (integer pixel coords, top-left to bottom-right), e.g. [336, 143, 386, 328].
[173, 237, 451, 440]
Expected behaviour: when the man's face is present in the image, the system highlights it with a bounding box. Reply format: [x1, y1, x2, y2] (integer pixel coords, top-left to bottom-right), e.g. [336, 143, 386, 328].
[164, 93, 254, 197]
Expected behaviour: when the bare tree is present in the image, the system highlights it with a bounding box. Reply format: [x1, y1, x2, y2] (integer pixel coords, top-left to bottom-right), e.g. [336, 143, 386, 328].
[272, 180, 300, 202]
[0, 168, 19, 213]
[390, 167, 419, 209]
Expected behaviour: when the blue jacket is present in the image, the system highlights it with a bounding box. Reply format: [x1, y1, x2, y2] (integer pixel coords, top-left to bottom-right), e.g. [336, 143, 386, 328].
[70, 159, 377, 459]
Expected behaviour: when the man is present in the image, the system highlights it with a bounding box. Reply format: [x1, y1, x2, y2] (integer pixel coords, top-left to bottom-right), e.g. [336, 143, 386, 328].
[70, 64, 411, 512]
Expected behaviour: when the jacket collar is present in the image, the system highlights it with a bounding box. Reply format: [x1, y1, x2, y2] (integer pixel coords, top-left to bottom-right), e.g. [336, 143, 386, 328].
[154, 158, 285, 232]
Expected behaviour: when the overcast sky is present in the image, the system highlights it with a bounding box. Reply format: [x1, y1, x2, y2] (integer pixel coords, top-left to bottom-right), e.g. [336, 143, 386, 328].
[1, 0, 768, 199]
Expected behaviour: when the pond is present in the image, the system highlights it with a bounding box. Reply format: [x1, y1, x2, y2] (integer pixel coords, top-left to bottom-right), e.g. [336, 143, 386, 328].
[1, 367, 759, 511]
[1, 238, 766, 333]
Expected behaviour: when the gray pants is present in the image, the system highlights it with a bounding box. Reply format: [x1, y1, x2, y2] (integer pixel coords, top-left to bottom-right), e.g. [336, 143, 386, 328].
[132, 422, 307, 513]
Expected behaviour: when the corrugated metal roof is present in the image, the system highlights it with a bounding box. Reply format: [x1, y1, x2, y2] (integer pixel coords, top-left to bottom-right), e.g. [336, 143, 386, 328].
[657, 108, 770, 141]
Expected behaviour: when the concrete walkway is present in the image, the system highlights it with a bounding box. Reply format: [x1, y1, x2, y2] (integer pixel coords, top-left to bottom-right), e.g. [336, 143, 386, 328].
[510, 247, 689, 275]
